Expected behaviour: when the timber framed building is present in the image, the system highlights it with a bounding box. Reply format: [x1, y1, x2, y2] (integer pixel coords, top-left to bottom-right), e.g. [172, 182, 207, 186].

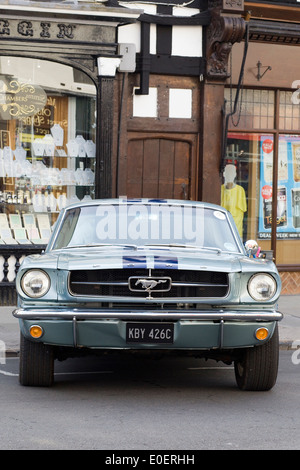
[0, 0, 299, 301]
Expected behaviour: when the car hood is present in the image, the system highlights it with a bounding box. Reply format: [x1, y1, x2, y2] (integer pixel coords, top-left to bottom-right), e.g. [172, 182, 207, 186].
[54, 246, 244, 273]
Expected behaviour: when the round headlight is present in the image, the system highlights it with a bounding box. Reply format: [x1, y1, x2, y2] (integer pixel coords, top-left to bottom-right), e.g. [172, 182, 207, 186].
[21, 270, 50, 298]
[248, 274, 277, 301]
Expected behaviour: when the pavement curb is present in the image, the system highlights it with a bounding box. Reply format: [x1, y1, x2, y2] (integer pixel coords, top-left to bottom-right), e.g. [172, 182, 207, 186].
[6, 350, 19, 357]
[279, 341, 295, 350]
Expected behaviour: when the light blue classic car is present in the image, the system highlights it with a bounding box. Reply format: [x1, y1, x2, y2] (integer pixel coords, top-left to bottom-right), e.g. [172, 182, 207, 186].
[13, 199, 282, 389]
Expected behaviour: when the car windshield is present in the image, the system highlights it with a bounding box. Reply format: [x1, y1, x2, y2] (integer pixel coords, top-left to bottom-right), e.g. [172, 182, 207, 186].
[51, 203, 241, 253]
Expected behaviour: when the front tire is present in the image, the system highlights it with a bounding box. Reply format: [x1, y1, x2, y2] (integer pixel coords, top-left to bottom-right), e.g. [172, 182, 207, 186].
[234, 323, 279, 391]
[19, 332, 54, 387]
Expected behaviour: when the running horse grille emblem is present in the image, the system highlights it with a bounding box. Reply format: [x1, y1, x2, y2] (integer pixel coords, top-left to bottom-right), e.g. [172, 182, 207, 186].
[136, 279, 167, 292]
[128, 276, 172, 299]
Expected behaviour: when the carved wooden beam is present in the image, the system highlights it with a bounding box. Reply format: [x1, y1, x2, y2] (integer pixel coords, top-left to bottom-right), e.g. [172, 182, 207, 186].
[206, 5, 246, 80]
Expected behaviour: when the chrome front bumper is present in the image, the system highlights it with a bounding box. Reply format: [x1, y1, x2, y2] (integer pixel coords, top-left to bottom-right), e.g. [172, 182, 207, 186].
[14, 308, 283, 350]
[13, 307, 283, 322]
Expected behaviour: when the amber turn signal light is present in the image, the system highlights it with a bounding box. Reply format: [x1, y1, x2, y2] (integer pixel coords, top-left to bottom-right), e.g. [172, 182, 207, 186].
[255, 327, 269, 341]
[29, 325, 44, 339]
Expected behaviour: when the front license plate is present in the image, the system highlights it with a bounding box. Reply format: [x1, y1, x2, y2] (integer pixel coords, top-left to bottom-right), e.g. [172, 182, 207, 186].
[126, 323, 174, 344]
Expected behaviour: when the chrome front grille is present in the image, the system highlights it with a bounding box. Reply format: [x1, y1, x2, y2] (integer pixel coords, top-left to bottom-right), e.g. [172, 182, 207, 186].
[68, 269, 229, 299]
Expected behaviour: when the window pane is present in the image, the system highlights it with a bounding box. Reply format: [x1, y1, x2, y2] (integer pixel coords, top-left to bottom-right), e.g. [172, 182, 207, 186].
[225, 88, 275, 130]
[279, 91, 300, 131]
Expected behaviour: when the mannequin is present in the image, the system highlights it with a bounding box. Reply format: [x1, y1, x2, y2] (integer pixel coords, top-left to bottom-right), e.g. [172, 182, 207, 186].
[221, 164, 247, 238]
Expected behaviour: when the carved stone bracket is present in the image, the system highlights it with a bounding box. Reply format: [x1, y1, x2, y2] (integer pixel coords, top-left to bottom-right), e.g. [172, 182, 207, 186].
[206, 8, 246, 80]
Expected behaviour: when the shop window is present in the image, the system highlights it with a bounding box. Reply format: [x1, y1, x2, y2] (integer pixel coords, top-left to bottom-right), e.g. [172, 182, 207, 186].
[224, 87, 300, 265]
[0, 57, 96, 245]
[276, 134, 300, 264]
[223, 133, 272, 246]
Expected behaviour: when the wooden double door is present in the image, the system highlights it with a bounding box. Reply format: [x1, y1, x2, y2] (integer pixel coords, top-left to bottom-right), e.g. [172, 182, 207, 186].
[126, 134, 198, 200]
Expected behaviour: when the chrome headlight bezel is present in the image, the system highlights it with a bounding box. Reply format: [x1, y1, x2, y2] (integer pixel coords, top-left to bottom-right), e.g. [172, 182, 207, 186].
[247, 273, 277, 302]
[20, 269, 51, 298]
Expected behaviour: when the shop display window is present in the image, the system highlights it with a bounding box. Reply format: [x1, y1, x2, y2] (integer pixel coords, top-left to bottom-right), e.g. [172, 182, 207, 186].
[223, 133, 271, 245]
[0, 57, 96, 245]
[224, 88, 300, 265]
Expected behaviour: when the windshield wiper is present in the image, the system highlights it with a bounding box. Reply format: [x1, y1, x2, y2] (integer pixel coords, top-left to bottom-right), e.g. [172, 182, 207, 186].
[145, 243, 222, 253]
[145, 243, 197, 248]
[63, 243, 138, 250]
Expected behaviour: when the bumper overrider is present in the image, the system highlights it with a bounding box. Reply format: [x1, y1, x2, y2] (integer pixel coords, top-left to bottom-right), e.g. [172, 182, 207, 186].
[13, 307, 283, 350]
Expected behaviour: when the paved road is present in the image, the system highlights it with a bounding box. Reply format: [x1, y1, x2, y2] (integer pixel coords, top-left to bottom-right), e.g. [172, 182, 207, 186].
[0, 350, 299, 450]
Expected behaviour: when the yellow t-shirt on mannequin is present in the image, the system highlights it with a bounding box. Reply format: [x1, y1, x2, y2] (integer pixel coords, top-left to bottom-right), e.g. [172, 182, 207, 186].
[221, 184, 247, 237]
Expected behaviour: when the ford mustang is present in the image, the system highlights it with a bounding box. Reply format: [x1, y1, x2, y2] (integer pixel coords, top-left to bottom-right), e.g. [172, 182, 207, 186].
[13, 198, 282, 389]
